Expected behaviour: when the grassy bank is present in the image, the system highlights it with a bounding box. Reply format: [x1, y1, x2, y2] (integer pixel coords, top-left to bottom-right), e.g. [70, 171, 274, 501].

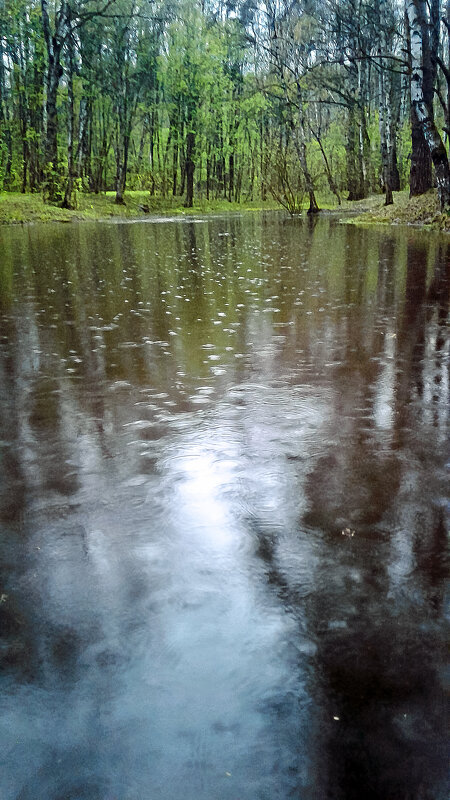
[1, 188, 449, 229]
[340, 188, 450, 231]
[0, 188, 379, 224]
[0, 190, 281, 224]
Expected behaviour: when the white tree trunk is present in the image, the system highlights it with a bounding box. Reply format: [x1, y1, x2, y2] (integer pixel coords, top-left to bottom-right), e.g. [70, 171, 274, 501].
[379, 63, 393, 205]
[406, 0, 450, 210]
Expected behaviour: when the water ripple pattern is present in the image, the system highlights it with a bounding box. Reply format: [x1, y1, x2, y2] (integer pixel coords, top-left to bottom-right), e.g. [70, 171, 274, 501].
[0, 215, 448, 800]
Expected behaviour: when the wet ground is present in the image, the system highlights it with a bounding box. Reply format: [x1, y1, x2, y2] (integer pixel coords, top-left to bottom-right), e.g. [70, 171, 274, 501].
[0, 213, 449, 799]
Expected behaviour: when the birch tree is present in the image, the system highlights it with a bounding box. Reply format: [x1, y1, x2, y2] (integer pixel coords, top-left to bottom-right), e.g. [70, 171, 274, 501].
[406, 0, 450, 210]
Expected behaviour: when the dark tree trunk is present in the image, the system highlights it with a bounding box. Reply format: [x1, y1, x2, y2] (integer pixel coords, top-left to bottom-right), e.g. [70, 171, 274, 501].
[260, 113, 267, 201]
[136, 119, 147, 175]
[407, 0, 450, 210]
[29, 57, 44, 191]
[114, 86, 137, 205]
[115, 132, 130, 205]
[41, 0, 67, 202]
[18, 76, 29, 194]
[406, 2, 433, 196]
[388, 61, 402, 192]
[179, 156, 186, 196]
[161, 128, 171, 198]
[77, 97, 91, 181]
[301, 139, 320, 214]
[184, 130, 195, 208]
[228, 152, 234, 202]
[295, 87, 320, 213]
[313, 129, 341, 204]
[206, 152, 211, 200]
[389, 144, 401, 192]
[222, 155, 227, 199]
[359, 60, 374, 194]
[172, 139, 178, 196]
[235, 165, 242, 203]
[410, 106, 433, 195]
[45, 73, 59, 169]
[447, 0, 450, 143]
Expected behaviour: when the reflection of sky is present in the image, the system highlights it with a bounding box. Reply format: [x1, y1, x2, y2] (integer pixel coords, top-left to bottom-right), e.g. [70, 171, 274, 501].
[171, 447, 240, 552]
[139, 391, 327, 797]
[2, 386, 330, 799]
[373, 333, 396, 433]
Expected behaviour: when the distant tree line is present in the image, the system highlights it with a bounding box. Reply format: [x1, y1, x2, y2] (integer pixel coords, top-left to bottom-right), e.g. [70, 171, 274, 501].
[1, 0, 450, 211]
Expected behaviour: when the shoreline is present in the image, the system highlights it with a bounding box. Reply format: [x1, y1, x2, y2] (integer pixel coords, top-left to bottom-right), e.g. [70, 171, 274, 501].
[0, 189, 448, 231]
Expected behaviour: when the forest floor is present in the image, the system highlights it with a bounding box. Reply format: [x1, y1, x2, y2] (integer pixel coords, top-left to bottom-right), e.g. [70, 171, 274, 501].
[340, 188, 450, 230]
[0, 190, 280, 224]
[0, 188, 449, 229]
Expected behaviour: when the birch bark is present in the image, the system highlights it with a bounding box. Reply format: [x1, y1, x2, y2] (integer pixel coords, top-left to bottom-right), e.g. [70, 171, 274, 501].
[406, 0, 450, 210]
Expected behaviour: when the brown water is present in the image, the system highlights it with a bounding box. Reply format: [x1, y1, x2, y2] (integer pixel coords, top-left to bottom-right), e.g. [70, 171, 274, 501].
[0, 213, 448, 800]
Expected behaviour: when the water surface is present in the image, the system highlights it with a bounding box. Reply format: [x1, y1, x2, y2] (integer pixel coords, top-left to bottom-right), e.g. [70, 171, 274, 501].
[0, 214, 448, 799]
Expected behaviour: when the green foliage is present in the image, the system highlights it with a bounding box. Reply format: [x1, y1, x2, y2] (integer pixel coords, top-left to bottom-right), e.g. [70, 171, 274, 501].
[264, 137, 305, 215]
[0, 0, 448, 212]
[307, 119, 347, 194]
[43, 162, 64, 204]
[0, 137, 8, 191]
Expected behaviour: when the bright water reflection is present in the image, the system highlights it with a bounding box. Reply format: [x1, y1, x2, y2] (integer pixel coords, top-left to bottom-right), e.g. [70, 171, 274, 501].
[0, 214, 448, 800]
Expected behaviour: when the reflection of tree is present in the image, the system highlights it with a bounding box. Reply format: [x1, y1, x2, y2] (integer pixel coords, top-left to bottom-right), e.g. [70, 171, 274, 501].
[425, 243, 449, 425]
[0, 234, 93, 684]
[311, 236, 447, 800]
[248, 232, 449, 800]
[396, 239, 428, 405]
[343, 224, 368, 309]
[1, 217, 448, 799]
[427, 242, 449, 350]
[180, 222, 205, 314]
[0, 319, 26, 522]
[395, 239, 449, 437]
[28, 374, 79, 497]
[304, 230, 400, 535]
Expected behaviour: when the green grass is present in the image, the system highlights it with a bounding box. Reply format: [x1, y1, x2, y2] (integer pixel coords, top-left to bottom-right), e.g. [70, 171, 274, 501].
[0, 190, 281, 224]
[0, 191, 78, 223]
[0, 188, 381, 225]
[340, 189, 450, 231]
[1, 188, 448, 229]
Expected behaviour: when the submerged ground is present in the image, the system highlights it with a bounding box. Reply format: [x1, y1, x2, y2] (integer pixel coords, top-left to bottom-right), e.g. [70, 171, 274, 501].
[0, 213, 448, 799]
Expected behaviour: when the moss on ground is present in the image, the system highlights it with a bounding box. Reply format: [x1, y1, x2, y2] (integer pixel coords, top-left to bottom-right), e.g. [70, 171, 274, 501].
[340, 189, 450, 231]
